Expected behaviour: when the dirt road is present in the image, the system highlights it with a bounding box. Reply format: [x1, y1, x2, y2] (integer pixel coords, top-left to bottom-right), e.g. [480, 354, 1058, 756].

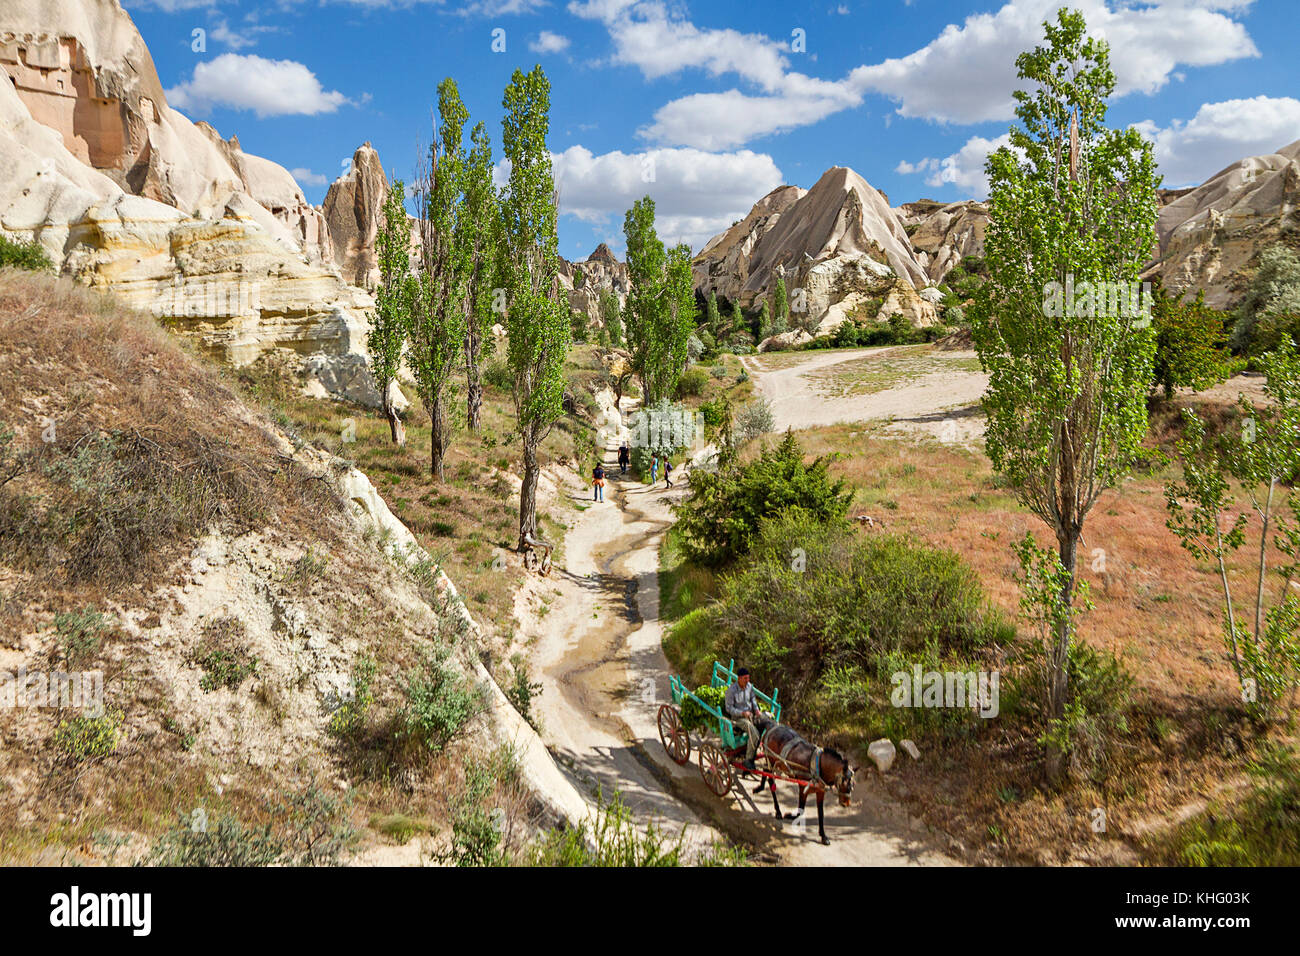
[743, 345, 989, 443]
[518, 428, 954, 865]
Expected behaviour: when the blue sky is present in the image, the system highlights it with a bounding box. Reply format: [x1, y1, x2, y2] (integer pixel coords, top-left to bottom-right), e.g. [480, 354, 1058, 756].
[123, 0, 1300, 260]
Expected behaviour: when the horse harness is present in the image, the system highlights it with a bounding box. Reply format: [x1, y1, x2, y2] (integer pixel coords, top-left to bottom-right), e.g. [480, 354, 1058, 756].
[762, 726, 831, 792]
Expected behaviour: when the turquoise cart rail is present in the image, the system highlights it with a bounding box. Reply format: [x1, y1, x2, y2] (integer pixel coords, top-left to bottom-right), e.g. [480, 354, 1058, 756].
[658, 659, 781, 796]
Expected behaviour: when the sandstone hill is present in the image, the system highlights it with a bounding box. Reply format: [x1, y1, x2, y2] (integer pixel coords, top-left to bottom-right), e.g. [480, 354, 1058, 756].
[693, 167, 940, 336]
[896, 199, 989, 284]
[559, 241, 629, 329]
[1145, 138, 1300, 309]
[322, 142, 388, 290]
[0, 0, 378, 403]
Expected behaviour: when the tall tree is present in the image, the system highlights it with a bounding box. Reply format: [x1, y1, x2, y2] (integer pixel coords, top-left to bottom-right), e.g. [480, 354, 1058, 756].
[370, 178, 414, 445]
[499, 66, 570, 550]
[772, 277, 789, 336]
[623, 196, 696, 402]
[705, 290, 720, 337]
[461, 122, 497, 431]
[411, 78, 470, 481]
[968, 9, 1159, 785]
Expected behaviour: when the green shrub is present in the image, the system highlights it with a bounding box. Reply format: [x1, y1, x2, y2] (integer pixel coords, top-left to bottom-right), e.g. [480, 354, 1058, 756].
[329, 653, 377, 739]
[397, 644, 486, 756]
[440, 747, 517, 867]
[1231, 245, 1300, 354]
[733, 397, 774, 445]
[674, 430, 851, 567]
[143, 815, 283, 867]
[193, 617, 258, 692]
[53, 709, 123, 762]
[483, 359, 513, 391]
[0, 235, 53, 271]
[674, 366, 709, 398]
[1150, 282, 1231, 397]
[1175, 745, 1300, 866]
[505, 653, 543, 730]
[525, 792, 743, 866]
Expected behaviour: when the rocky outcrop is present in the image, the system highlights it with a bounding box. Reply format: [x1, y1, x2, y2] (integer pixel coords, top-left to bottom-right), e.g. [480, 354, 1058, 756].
[1145, 138, 1300, 309]
[896, 199, 989, 284]
[0, 0, 383, 403]
[322, 142, 388, 289]
[694, 167, 937, 332]
[559, 242, 629, 328]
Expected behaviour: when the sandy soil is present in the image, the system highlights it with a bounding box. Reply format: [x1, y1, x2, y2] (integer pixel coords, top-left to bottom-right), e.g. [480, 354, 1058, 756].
[744, 346, 989, 443]
[517, 413, 955, 865]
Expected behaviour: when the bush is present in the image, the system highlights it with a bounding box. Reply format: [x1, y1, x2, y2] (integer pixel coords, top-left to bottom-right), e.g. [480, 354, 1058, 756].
[674, 366, 709, 398]
[505, 653, 543, 731]
[328, 653, 376, 739]
[193, 616, 258, 692]
[396, 643, 486, 756]
[698, 513, 1002, 730]
[483, 359, 513, 391]
[526, 792, 743, 866]
[1175, 745, 1300, 866]
[53, 710, 123, 762]
[733, 397, 774, 445]
[673, 430, 851, 567]
[0, 235, 53, 271]
[1231, 245, 1300, 354]
[1150, 283, 1231, 398]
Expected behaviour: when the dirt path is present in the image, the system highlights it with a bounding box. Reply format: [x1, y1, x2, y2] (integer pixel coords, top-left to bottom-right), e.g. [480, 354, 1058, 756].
[518, 423, 954, 865]
[743, 345, 989, 442]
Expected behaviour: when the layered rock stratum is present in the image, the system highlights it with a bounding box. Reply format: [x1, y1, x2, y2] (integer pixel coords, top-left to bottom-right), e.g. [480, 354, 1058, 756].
[0, 0, 380, 403]
[1145, 138, 1300, 309]
[693, 167, 939, 335]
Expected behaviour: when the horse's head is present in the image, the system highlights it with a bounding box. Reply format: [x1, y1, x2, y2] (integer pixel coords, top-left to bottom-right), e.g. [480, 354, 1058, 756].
[826, 748, 854, 807]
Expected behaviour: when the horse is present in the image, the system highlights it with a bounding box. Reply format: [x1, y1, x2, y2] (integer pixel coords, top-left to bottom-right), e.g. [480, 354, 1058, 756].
[749, 723, 854, 845]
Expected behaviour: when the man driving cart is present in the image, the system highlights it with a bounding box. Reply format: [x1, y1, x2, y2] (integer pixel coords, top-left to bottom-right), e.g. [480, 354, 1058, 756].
[725, 667, 775, 771]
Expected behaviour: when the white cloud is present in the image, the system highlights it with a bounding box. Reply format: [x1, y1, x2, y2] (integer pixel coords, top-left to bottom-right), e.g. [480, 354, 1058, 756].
[547, 145, 784, 250]
[1136, 95, 1300, 186]
[896, 134, 1013, 198]
[290, 167, 329, 187]
[852, 0, 1259, 124]
[167, 54, 349, 118]
[529, 30, 571, 54]
[574, 0, 1261, 151]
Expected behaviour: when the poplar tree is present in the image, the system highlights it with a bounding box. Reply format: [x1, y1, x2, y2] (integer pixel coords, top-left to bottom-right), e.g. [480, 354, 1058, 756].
[370, 178, 413, 445]
[969, 9, 1159, 784]
[499, 66, 570, 549]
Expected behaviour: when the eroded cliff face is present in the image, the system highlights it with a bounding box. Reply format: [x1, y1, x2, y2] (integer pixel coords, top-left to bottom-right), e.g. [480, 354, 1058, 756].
[693, 168, 938, 333]
[559, 242, 629, 329]
[1145, 140, 1300, 309]
[322, 143, 388, 290]
[0, 0, 383, 404]
[896, 199, 989, 285]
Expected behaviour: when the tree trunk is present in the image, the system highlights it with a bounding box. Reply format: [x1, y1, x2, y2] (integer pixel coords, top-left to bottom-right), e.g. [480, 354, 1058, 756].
[382, 384, 406, 446]
[429, 396, 447, 482]
[466, 326, 483, 431]
[1045, 529, 1078, 787]
[517, 439, 539, 550]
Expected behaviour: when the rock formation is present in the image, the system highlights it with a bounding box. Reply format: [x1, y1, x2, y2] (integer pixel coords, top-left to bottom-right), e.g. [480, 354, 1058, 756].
[896, 199, 989, 284]
[1145, 138, 1300, 309]
[559, 242, 629, 328]
[322, 142, 388, 289]
[694, 167, 937, 334]
[0, 0, 385, 404]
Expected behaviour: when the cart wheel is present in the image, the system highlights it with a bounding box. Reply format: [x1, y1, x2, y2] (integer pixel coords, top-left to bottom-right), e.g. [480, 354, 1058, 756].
[699, 741, 733, 797]
[657, 704, 690, 765]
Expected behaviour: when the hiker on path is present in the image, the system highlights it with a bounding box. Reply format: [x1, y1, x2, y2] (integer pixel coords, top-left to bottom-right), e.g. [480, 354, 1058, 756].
[663, 454, 674, 489]
[592, 462, 606, 502]
[617, 442, 630, 476]
[650, 452, 659, 484]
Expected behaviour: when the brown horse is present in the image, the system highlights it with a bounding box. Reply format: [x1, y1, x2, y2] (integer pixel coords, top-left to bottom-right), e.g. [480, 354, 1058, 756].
[750, 723, 854, 845]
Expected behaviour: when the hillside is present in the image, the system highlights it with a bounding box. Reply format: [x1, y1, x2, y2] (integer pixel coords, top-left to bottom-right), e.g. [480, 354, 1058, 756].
[0, 270, 588, 865]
